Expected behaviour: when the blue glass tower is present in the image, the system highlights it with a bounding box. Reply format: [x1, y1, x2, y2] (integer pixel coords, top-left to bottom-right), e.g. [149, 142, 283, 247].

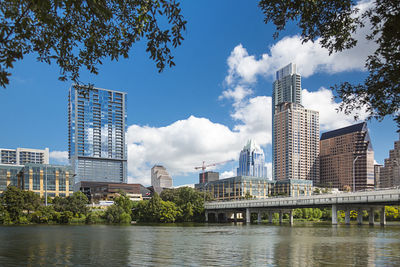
[69, 85, 127, 184]
[237, 140, 267, 178]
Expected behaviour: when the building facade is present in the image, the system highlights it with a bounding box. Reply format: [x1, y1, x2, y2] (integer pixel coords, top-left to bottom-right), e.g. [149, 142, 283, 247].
[319, 122, 375, 191]
[0, 147, 49, 165]
[0, 163, 74, 197]
[195, 176, 313, 201]
[273, 102, 320, 183]
[272, 63, 309, 180]
[237, 139, 267, 178]
[198, 171, 219, 184]
[380, 136, 400, 188]
[374, 164, 383, 189]
[69, 85, 127, 184]
[151, 165, 173, 194]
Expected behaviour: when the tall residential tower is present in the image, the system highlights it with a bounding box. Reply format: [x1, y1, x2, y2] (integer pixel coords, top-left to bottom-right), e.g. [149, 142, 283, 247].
[68, 85, 127, 184]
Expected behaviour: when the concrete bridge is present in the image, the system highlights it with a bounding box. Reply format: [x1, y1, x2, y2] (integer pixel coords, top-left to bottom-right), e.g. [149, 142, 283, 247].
[204, 188, 400, 225]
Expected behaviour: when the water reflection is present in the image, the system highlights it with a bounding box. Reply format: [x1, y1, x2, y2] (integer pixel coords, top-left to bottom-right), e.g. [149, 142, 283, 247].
[1, 224, 400, 266]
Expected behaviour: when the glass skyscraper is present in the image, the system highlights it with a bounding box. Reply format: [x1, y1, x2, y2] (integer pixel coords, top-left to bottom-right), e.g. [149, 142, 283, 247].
[237, 139, 267, 178]
[68, 85, 127, 184]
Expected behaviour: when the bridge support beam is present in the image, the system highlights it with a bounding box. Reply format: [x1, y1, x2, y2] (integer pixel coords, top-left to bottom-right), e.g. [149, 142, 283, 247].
[234, 212, 237, 223]
[268, 211, 273, 223]
[369, 208, 375, 226]
[357, 208, 363, 225]
[380, 207, 386, 226]
[246, 208, 251, 224]
[279, 210, 283, 224]
[257, 211, 262, 224]
[332, 205, 338, 225]
[345, 208, 351, 225]
[289, 210, 293, 226]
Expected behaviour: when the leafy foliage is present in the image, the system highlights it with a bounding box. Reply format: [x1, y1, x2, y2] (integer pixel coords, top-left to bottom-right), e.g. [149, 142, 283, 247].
[0, 0, 186, 87]
[259, 0, 400, 129]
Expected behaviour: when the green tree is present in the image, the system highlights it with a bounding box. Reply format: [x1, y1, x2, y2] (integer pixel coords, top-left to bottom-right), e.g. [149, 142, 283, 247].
[159, 200, 180, 223]
[67, 191, 89, 216]
[0, 0, 186, 87]
[2, 186, 25, 222]
[22, 190, 41, 214]
[259, 0, 400, 128]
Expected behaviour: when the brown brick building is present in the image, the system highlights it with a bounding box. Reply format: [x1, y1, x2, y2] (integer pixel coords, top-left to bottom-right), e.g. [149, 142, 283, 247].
[319, 122, 374, 191]
[380, 136, 400, 188]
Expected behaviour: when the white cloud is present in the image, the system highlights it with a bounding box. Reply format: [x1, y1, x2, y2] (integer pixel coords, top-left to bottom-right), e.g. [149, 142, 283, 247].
[220, 171, 235, 179]
[49, 150, 69, 164]
[302, 87, 367, 131]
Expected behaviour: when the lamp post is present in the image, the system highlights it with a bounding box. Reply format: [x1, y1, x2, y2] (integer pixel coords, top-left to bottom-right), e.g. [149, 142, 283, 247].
[353, 156, 360, 193]
[45, 164, 48, 206]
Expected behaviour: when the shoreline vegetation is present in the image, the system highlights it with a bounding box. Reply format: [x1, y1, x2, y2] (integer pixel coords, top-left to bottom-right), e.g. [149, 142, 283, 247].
[1, 186, 399, 225]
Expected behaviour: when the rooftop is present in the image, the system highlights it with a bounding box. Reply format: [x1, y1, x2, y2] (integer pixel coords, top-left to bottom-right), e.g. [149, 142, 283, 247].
[321, 122, 366, 140]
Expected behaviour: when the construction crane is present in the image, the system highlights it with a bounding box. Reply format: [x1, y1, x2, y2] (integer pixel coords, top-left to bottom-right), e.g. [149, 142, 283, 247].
[195, 159, 234, 183]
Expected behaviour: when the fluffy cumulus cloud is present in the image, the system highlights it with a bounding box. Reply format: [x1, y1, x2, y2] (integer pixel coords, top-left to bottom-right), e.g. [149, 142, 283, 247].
[49, 150, 69, 164]
[302, 88, 367, 131]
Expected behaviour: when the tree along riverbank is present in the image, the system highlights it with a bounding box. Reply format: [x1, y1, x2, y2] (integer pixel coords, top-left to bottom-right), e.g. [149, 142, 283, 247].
[1, 186, 400, 225]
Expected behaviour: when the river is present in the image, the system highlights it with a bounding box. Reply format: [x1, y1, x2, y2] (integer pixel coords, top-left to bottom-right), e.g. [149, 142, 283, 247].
[0, 223, 400, 266]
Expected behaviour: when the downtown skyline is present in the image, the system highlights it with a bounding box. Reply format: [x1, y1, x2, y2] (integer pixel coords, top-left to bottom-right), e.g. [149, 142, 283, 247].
[0, 0, 397, 186]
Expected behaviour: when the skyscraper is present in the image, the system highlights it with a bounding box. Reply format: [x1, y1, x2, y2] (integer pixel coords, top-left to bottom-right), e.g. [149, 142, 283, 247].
[274, 102, 320, 182]
[319, 122, 374, 191]
[68, 85, 127, 184]
[380, 134, 400, 188]
[237, 139, 267, 178]
[272, 63, 302, 178]
[151, 165, 173, 194]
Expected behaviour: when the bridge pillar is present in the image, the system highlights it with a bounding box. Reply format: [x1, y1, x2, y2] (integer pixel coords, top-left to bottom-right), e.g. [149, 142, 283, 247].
[215, 212, 219, 223]
[380, 207, 386, 226]
[369, 208, 374, 225]
[246, 208, 251, 224]
[205, 211, 208, 223]
[357, 208, 363, 225]
[257, 211, 262, 224]
[289, 210, 293, 226]
[234, 212, 237, 223]
[345, 207, 351, 225]
[268, 211, 273, 223]
[279, 210, 283, 224]
[332, 205, 338, 225]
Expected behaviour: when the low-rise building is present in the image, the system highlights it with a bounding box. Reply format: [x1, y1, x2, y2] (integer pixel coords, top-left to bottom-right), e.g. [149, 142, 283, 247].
[198, 171, 219, 184]
[0, 163, 74, 197]
[195, 176, 313, 201]
[76, 181, 151, 202]
[0, 147, 49, 165]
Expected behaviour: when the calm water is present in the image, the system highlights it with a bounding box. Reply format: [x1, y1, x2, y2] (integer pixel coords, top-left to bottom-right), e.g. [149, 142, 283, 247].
[1, 223, 400, 266]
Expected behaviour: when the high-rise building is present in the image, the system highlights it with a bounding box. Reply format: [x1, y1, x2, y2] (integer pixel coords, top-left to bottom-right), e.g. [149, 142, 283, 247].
[274, 102, 319, 183]
[319, 122, 374, 191]
[380, 135, 400, 188]
[237, 139, 267, 178]
[68, 85, 127, 184]
[0, 147, 49, 165]
[272, 63, 302, 178]
[151, 165, 173, 194]
[374, 164, 383, 189]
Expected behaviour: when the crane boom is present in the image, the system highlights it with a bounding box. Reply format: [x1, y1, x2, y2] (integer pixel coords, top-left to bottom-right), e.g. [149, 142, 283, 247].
[194, 159, 234, 183]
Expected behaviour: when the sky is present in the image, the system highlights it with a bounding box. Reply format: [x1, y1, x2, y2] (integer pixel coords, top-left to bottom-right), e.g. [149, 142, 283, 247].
[0, 0, 398, 186]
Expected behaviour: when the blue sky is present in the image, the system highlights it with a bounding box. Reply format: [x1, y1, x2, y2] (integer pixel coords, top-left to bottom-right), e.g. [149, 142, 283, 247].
[0, 0, 397, 186]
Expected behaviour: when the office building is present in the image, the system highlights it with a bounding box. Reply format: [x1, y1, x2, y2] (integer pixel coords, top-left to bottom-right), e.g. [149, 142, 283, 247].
[319, 122, 374, 191]
[195, 176, 312, 201]
[274, 102, 320, 183]
[0, 147, 49, 165]
[380, 135, 400, 188]
[374, 164, 383, 189]
[198, 171, 219, 184]
[0, 163, 74, 196]
[151, 165, 173, 194]
[237, 139, 267, 178]
[68, 84, 127, 184]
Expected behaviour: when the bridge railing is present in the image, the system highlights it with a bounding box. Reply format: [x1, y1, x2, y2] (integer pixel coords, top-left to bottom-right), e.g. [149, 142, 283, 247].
[205, 189, 400, 210]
